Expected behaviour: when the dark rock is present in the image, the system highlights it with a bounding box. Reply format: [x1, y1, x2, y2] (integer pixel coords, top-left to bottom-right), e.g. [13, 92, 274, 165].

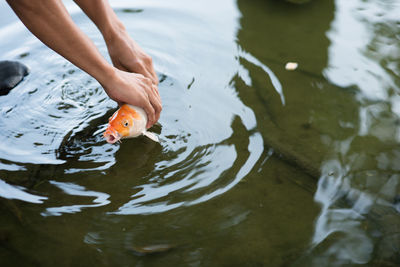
[0, 60, 30, 95]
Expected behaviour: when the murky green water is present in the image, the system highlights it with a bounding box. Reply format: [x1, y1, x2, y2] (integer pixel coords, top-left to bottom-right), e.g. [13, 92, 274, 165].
[1, 0, 399, 266]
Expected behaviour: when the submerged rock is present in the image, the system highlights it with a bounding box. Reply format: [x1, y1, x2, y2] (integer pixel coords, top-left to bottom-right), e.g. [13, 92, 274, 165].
[0, 60, 30, 95]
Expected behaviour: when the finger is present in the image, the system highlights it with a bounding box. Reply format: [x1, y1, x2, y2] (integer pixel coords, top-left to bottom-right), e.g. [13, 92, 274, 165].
[142, 67, 158, 86]
[125, 61, 148, 79]
[149, 83, 161, 101]
[142, 55, 158, 85]
[127, 60, 158, 85]
[148, 68, 159, 85]
[154, 101, 162, 123]
[150, 79, 160, 97]
[112, 59, 130, 73]
[148, 86, 162, 123]
[148, 84, 161, 108]
[144, 83, 161, 125]
[143, 102, 156, 129]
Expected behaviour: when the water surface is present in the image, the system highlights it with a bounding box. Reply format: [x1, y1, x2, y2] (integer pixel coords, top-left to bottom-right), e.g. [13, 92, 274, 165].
[1, 0, 399, 266]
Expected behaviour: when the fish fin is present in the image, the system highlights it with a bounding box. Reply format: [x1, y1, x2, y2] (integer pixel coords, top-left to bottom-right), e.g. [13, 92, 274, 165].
[143, 131, 159, 143]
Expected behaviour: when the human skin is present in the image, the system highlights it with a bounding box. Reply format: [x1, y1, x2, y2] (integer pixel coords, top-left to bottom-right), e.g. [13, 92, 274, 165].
[6, 0, 161, 128]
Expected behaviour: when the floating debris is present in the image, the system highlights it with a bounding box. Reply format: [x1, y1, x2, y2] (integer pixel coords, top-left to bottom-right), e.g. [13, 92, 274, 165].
[121, 8, 143, 13]
[130, 244, 175, 256]
[285, 62, 298, 71]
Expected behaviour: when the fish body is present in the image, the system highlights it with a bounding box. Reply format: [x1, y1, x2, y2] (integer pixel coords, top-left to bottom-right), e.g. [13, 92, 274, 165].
[103, 104, 159, 144]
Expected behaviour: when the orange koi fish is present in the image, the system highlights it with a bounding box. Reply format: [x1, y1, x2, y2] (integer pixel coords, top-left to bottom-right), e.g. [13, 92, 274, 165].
[103, 104, 159, 144]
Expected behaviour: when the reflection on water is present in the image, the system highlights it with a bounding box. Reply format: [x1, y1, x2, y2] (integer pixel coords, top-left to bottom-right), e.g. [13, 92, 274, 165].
[42, 181, 110, 216]
[113, 132, 263, 215]
[0, 0, 262, 214]
[0, 179, 47, 203]
[237, 0, 400, 265]
[309, 0, 400, 265]
[1, 0, 400, 266]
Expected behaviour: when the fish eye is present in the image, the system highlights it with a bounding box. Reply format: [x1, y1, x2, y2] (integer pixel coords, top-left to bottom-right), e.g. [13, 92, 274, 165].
[123, 120, 129, 127]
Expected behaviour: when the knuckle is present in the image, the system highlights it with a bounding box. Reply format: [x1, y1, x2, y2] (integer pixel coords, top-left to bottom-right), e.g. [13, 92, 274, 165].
[143, 77, 152, 86]
[144, 56, 153, 64]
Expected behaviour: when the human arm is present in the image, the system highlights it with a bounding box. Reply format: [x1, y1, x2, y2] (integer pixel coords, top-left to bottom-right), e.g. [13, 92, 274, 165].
[6, 0, 161, 128]
[73, 0, 159, 85]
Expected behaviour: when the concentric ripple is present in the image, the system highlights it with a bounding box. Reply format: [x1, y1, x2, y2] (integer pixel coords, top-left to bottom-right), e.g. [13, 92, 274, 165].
[0, 0, 264, 215]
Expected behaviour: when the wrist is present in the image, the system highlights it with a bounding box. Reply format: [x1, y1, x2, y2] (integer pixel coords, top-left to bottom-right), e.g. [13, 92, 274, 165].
[96, 64, 118, 90]
[100, 13, 126, 44]
[73, 0, 126, 44]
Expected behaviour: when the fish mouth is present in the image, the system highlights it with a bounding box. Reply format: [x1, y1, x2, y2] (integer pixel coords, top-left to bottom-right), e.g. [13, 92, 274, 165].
[103, 130, 121, 144]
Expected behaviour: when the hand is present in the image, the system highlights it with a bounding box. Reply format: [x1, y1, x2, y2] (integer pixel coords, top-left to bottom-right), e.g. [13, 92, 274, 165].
[102, 68, 162, 128]
[7, 0, 162, 128]
[105, 26, 159, 85]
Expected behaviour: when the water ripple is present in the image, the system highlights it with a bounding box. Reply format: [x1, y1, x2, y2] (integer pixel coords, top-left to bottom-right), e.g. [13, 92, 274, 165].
[0, 0, 264, 217]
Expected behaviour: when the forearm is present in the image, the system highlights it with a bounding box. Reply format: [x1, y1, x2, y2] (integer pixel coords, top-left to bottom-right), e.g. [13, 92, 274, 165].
[6, 0, 115, 85]
[73, 0, 124, 43]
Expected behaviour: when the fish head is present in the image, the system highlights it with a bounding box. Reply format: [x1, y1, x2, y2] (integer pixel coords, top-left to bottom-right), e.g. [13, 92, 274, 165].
[103, 105, 139, 144]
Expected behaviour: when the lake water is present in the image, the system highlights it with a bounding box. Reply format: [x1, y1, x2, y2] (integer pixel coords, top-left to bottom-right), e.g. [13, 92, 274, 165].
[0, 0, 399, 266]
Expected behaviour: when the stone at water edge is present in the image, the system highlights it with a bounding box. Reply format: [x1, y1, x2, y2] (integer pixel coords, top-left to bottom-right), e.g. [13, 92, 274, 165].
[0, 60, 30, 95]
